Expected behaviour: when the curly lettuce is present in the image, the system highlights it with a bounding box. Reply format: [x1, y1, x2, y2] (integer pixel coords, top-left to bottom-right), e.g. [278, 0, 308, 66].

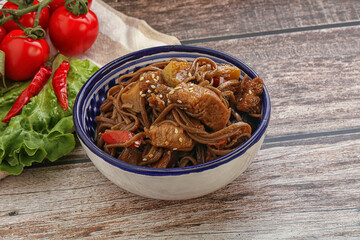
[0, 57, 99, 175]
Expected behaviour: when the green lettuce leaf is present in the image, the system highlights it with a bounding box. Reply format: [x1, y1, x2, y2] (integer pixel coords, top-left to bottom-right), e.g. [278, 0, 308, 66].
[0, 58, 99, 175]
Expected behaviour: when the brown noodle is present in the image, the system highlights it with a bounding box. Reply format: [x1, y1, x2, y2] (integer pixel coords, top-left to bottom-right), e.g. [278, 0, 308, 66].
[95, 57, 263, 168]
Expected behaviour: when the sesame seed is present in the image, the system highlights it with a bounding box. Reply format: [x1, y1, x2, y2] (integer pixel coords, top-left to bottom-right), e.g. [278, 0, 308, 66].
[151, 73, 155, 78]
[159, 94, 163, 98]
[188, 72, 192, 77]
[151, 85, 156, 89]
[174, 128, 179, 134]
[169, 90, 175, 94]
[147, 89, 151, 93]
[146, 80, 150, 83]
[165, 141, 169, 146]
[168, 99, 171, 103]
[139, 90, 143, 95]
[249, 90, 252, 94]
[179, 137, 183, 143]
[142, 158, 147, 161]
[177, 100, 182, 104]
[174, 86, 181, 90]
[140, 76, 144, 81]
[156, 76, 159, 80]
[173, 148, 178, 151]
[141, 94, 146, 97]
[149, 153, 154, 158]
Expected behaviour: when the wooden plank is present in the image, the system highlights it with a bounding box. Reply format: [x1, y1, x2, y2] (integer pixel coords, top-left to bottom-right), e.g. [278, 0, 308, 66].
[104, 0, 360, 41]
[0, 133, 359, 238]
[191, 26, 360, 137]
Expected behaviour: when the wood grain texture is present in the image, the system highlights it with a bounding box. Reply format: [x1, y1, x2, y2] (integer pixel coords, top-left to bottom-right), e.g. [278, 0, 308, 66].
[105, 0, 360, 41]
[0, 134, 359, 239]
[1, 0, 359, 239]
[193, 26, 360, 137]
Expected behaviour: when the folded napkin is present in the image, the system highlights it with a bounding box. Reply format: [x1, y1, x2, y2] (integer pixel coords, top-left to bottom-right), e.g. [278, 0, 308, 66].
[71, 0, 181, 66]
[0, 0, 180, 180]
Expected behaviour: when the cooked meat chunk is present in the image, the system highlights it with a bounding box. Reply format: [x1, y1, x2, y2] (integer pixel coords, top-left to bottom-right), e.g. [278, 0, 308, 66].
[237, 93, 261, 114]
[243, 77, 263, 96]
[168, 82, 230, 131]
[236, 77, 263, 114]
[146, 122, 194, 151]
[139, 71, 170, 112]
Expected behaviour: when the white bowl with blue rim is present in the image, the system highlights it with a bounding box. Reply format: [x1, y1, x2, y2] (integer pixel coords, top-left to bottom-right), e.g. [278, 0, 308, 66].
[73, 45, 271, 200]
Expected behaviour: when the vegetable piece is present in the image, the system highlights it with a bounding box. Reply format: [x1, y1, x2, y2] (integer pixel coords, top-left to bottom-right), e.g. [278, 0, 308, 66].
[0, 29, 50, 81]
[120, 82, 142, 113]
[215, 64, 241, 80]
[0, 26, 6, 44]
[1, 0, 50, 32]
[48, 4, 99, 56]
[102, 131, 142, 148]
[2, 66, 52, 123]
[0, 58, 99, 175]
[162, 60, 191, 87]
[52, 61, 70, 111]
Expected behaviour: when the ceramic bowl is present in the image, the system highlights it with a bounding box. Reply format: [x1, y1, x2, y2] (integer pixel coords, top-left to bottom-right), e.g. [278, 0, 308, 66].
[73, 45, 271, 200]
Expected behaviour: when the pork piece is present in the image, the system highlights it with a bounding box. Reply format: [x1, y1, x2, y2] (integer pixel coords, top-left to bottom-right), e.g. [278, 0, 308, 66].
[162, 60, 191, 87]
[146, 122, 195, 151]
[243, 77, 263, 96]
[139, 71, 170, 112]
[168, 82, 231, 131]
[237, 93, 261, 114]
[236, 77, 263, 114]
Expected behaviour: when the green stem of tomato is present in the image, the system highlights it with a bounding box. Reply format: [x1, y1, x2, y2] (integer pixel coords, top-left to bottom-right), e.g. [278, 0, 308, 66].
[32, 2, 43, 28]
[0, 0, 54, 27]
[7, 0, 35, 9]
[65, 0, 89, 16]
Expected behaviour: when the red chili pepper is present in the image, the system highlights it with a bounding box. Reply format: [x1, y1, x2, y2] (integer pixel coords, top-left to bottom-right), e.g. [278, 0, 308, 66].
[52, 61, 70, 111]
[209, 139, 227, 149]
[101, 131, 142, 148]
[213, 77, 220, 87]
[2, 65, 52, 123]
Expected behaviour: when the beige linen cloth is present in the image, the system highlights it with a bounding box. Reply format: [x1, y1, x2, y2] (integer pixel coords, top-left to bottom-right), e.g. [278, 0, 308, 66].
[0, 0, 180, 180]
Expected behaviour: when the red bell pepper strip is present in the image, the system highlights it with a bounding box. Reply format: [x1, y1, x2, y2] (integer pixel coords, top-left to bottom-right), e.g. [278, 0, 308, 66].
[52, 60, 70, 111]
[209, 139, 227, 149]
[2, 65, 52, 123]
[101, 131, 142, 148]
[212, 77, 220, 87]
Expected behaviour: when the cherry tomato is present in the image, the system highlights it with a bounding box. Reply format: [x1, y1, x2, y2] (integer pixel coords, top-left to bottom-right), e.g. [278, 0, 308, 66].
[0, 30, 50, 81]
[48, 0, 93, 14]
[1, 0, 50, 32]
[0, 26, 7, 44]
[48, 6, 98, 56]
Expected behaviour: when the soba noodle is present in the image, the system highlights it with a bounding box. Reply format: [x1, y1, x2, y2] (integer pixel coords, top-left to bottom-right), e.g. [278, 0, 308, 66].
[95, 57, 263, 168]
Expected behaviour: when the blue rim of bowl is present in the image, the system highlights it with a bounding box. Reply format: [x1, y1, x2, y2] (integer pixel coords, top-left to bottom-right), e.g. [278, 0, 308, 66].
[73, 45, 271, 176]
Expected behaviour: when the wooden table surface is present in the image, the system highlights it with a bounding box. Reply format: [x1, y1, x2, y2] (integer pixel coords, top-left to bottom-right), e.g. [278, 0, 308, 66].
[1, 0, 360, 239]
